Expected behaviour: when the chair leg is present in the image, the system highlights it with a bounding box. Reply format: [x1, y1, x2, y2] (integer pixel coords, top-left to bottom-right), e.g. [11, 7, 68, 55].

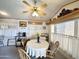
[46, 55, 54, 58]
[52, 53, 55, 57]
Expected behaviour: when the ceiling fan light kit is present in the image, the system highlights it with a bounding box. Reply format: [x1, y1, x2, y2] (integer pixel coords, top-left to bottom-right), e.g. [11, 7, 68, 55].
[32, 7, 39, 16]
[32, 11, 39, 16]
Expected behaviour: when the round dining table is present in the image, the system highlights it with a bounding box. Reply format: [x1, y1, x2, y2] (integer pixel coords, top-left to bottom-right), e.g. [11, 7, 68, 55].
[26, 39, 49, 58]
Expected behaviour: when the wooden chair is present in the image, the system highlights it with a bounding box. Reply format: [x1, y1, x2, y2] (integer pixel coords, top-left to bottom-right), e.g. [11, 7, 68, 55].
[46, 41, 59, 58]
[21, 39, 30, 50]
[47, 42, 54, 50]
[18, 48, 31, 59]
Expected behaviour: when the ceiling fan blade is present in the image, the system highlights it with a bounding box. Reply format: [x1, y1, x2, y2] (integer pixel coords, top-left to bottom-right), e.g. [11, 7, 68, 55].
[23, 11, 28, 13]
[22, 0, 31, 6]
[38, 11, 46, 16]
[40, 3, 47, 8]
[33, 0, 37, 5]
[41, 12, 46, 16]
[33, 0, 41, 6]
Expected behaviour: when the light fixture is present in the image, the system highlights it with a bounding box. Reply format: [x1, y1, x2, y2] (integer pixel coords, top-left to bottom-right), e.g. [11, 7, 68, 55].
[32, 11, 38, 16]
[0, 10, 9, 16]
[32, 7, 39, 17]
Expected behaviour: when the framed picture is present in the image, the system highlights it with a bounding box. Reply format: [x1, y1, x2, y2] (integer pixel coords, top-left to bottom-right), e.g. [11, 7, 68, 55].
[19, 21, 27, 27]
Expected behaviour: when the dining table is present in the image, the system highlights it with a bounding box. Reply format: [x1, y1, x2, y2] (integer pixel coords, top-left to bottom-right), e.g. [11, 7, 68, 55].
[26, 39, 49, 58]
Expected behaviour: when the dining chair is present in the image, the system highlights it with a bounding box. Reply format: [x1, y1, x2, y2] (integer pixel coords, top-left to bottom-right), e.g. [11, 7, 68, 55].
[18, 48, 31, 59]
[21, 39, 30, 50]
[47, 42, 54, 50]
[46, 41, 59, 58]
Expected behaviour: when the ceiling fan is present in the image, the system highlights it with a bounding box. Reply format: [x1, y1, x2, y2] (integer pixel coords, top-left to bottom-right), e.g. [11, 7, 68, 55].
[22, 0, 47, 16]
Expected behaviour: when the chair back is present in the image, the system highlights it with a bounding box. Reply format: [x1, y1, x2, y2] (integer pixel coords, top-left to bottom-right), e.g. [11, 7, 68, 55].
[48, 42, 54, 50]
[18, 48, 31, 59]
[50, 41, 59, 53]
[46, 41, 59, 58]
[21, 39, 30, 49]
[54, 41, 59, 48]
[52, 41, 59, 53]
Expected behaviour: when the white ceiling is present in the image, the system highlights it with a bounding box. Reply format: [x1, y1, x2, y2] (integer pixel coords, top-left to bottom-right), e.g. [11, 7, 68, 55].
[0, 0, 76, 21]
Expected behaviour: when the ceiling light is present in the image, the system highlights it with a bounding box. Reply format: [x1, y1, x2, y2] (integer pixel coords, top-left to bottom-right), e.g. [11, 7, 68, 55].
[32, 11, 38, 17]
[0, 10, 9, 16]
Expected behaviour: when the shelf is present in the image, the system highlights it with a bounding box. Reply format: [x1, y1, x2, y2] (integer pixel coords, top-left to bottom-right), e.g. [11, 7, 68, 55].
[49, 9, 79, 24]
